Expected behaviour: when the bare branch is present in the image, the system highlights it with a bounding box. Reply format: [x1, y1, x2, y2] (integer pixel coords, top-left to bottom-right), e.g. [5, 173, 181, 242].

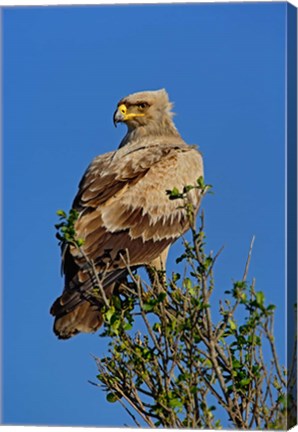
[243, 235, 256, 281]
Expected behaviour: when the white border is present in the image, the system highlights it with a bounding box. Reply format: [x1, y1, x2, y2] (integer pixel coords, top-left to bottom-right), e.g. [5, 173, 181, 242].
[1, 428, 134, 432]
[0, 1, 297, 432]
[0, 5, 2, 429]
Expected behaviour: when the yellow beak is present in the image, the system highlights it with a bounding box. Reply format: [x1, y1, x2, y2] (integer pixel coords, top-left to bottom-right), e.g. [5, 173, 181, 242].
[113, 104, 145, 127]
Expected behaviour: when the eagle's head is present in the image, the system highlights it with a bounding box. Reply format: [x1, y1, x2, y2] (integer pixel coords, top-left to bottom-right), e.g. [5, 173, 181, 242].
[113, 89, 176, 131]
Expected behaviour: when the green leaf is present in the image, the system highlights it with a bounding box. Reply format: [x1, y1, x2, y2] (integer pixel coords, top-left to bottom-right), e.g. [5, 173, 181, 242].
[232, 359, 241, 369]
[196, 176, 205, 188]
[56, 209, 67, 218]
[183, 277, 192, 290]
[256, 291, 265, 306]
[203, 359, 212, 368]
[166, 187, 182, 200]
[183, 185, 194, 193]
[190, 385, 198, 394]
[227, 384, 234, 394]
[123, 322, 133, 331]
[69, 209, 79, 219]
[172, 272, 181, 282]
[105, 306, 115, 322]
[111, 319, 120, 335]
[239, 378, 251, 387]
[76, 238, 85, 247]
[153, 322, 161, 332]
[240, 293, 247, 302]
[157, 292, 167, 303]
[169, 398, 183, 408]
[215, 420, 222, 428]
[204, 256, 213, 269]
[277, 394, 286, 405]
[228, 319, 237, 331]
[113, 296, 122, 310]
[55, 222, 64, 229]
[106, 392, 119, 403]
[142, 303, 154, 312]
[171, 187, 180, 195]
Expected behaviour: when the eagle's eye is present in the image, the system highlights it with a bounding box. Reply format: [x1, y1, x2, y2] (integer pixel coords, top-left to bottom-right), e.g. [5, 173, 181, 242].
[137, 103, 148, 109]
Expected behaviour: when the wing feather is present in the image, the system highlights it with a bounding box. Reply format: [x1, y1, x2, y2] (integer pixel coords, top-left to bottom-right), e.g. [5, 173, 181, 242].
[55, 139, 203, 322]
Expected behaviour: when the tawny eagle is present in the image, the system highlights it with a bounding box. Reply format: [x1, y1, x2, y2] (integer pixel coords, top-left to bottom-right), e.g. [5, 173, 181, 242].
[50, 89, 204, 339]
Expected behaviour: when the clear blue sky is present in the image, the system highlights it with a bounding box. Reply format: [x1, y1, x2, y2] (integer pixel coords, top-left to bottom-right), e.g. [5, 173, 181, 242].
[2, 2, 287, 427]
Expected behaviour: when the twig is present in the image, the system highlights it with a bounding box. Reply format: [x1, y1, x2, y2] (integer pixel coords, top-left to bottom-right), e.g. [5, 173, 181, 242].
[96, 358, 155, 427]
[117, 398, 142, 427]
[207, 245, 225, 277]
[243, 235, 255, 281]
[263, 318, 286, 387]
[78, 246, 110, 308]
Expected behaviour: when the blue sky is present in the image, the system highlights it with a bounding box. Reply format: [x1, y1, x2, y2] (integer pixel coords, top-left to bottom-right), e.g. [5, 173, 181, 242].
[2, 2, 288, 427]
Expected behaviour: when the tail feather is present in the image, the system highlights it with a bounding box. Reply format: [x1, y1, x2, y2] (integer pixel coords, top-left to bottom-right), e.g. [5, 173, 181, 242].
[53, 301, 103, 340]
[50, 268, 130, 339]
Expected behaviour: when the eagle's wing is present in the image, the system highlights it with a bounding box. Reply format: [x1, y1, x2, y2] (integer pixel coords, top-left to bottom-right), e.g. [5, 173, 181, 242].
[72, 141, 203, 264]
[51, 140, 203, 338]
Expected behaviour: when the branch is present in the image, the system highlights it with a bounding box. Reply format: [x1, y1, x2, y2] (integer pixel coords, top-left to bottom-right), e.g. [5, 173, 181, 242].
[242, 235, 255, 281]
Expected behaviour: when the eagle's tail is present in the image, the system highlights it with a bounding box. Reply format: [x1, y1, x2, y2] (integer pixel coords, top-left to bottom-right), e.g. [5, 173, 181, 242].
[51, 300, 104, 339]
[50, 268, 128, 339]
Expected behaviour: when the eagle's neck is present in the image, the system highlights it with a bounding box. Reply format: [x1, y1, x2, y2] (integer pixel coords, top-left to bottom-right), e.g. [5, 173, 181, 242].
[118, 116, 181, 148]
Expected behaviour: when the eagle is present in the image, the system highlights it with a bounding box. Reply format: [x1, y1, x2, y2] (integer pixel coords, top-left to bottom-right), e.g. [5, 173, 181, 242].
[50, 89, 204, 339]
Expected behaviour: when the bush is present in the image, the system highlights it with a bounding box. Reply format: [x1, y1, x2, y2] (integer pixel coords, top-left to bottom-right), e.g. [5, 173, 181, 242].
[92, 193, 292, 428]
[56, 182, 295, 428]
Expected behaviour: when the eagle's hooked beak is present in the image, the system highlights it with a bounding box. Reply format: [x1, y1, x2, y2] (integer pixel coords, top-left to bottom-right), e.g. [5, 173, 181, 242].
[113, 104, 127, 127]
